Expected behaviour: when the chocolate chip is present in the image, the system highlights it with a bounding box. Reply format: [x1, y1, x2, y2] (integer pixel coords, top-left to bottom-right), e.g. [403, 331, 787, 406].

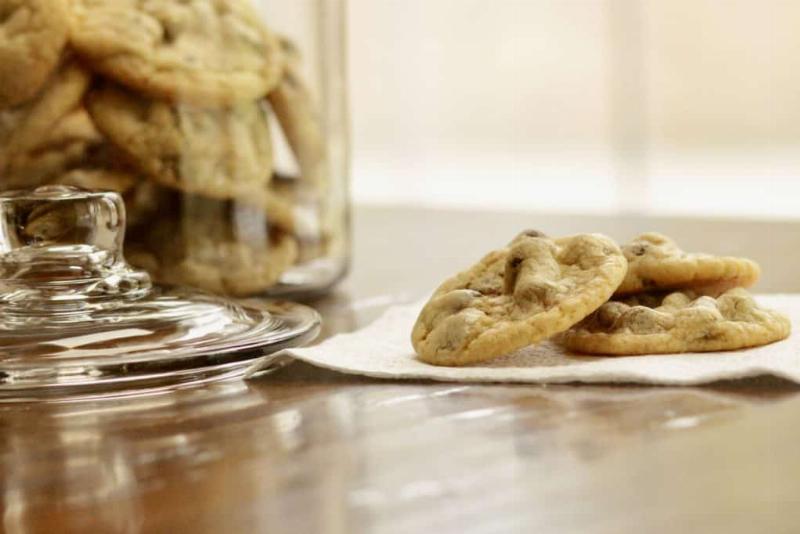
[519, 229, 546, 238]
[504, 254, 525, 294]
[701, 331, 723, 341]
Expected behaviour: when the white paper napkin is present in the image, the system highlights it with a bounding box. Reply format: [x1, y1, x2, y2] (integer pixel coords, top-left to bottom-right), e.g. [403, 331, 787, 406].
[283, 295, 800, 385]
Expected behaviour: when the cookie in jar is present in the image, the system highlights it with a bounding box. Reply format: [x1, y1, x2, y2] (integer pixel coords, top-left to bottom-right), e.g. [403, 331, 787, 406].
[0, 0, 350, 297]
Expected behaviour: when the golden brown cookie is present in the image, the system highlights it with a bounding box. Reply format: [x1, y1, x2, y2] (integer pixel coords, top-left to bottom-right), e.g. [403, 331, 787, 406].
[268, 173, 328, 237]
[267, 59, 327, 187]
[23, 202, 81, 242]
[277, 34, 302, 65]
[0, 0, 69, 108]
[87, 84, 273, 201]
[43, 108, 100, 144]
[616, 232, 760, 296]
[56, 168, 137, 194]
[268, 173, 335, 262]
[69, 0, 283, 105]
[123, 182, 174, 228]
[293, 235, 330, 264]
[559, 288, 791, 355]
[0, 60, 92, 188]
[168, 232, 297, 296]
[3, 108, 104, 189]
[411, 230, 628, 366]
[261, 189, 298, 235]
[128, 216, 298, 297]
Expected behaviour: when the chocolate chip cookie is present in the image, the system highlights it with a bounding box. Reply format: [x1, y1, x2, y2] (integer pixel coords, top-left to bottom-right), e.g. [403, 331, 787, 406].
[87, 84, 273, 201]
[268, 57, 326, 187]
[268, 173, 335, 262]
[0, 60, 93, 188]
[56, 168, 137, 194]
[616, 232, 760, 296]
[70, 0, 283, 106]
[168, 232, 298, 296]
[3, 108, 104, 188]
[411, 230, 628, 366]
[0, 0, 69, 109]
[128, 213, 298, 297]
[559, 288, 791, 355]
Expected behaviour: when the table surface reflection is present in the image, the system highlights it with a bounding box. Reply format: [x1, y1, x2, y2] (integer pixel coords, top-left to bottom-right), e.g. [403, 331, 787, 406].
[3, 205, 800, 534]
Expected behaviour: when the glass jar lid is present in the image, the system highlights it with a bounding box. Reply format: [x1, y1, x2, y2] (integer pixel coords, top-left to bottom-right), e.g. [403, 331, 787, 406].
[0, 186, 319, 401]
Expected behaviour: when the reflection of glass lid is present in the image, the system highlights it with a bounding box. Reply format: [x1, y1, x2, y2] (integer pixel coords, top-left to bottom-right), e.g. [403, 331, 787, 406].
[0, 186, 320, 400]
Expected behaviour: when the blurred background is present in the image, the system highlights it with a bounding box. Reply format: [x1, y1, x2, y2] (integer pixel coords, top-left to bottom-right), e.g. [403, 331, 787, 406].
[347, 0, 800, 219]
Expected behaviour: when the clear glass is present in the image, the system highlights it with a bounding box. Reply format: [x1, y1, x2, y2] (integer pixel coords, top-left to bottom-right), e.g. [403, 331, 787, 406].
[0, 187, 320, 400]
[0, 0, 350, 298]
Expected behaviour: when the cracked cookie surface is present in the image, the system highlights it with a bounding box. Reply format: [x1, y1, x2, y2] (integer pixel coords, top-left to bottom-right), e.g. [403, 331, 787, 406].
[70, 0, 282, 105]
[616, 232, 760, 296]
[559, 288, 790, 355]
[0, 0, 69, 108]
[411, 231, 628, 366]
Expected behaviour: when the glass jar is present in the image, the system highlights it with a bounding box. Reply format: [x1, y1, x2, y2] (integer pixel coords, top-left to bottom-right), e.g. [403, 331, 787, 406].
[0, 0, 350, 298]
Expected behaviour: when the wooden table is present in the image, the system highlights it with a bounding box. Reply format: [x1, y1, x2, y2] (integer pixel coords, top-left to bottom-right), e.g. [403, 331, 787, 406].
[3, 206, 800, 533]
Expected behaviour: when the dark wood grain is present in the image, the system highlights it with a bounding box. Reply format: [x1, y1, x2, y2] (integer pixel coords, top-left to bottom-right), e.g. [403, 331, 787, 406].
[2, 205, 800, 534]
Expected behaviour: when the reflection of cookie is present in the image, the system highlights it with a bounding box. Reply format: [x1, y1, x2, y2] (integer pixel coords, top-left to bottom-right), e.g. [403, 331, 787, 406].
[0, 0, 69, 108]
[124, 182, 173, 228]
[87, 84, 272, 200]
[70, 0, 283, 105]
[411, 231, 627, 366]
[0, 60, 92, 186]
[268, 62, 326, 186]
[559, 289, 791, 355]
[23, 202, 81, 242]
[616, 233, 760, 296]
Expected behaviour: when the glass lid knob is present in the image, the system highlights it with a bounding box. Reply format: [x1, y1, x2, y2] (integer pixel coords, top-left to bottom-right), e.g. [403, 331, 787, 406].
[0, 186, 152, 309]
[0, 186, 321, 400]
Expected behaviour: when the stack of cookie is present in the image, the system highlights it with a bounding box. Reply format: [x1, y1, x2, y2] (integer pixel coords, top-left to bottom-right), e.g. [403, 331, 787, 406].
[0, 0, 336, 296]
[412, 231, 791, 366]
